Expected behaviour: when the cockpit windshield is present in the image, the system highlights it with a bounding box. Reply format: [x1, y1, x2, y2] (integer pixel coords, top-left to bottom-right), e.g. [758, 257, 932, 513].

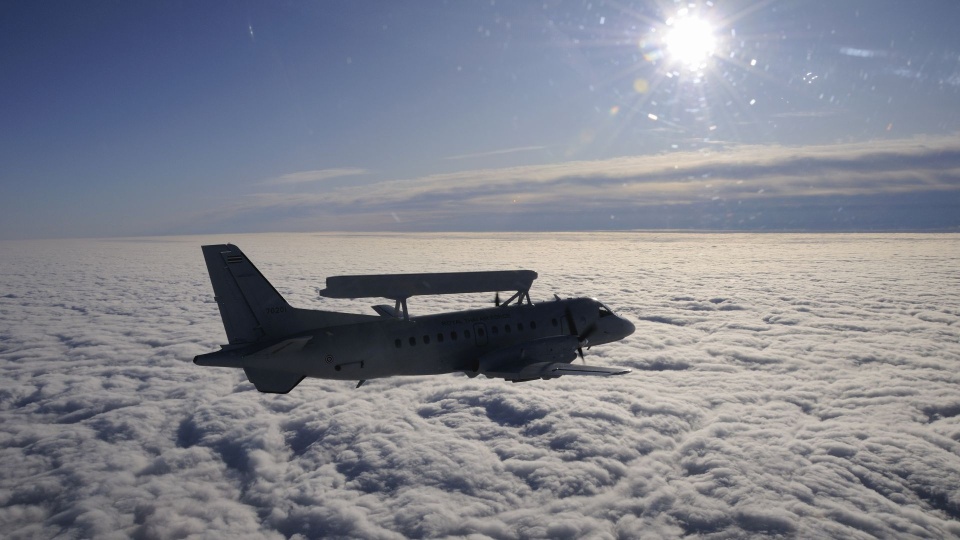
[599, 303, 615, 318]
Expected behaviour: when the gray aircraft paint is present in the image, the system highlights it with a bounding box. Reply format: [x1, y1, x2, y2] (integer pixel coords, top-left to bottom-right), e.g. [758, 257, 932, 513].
[194, 244, 634, 392]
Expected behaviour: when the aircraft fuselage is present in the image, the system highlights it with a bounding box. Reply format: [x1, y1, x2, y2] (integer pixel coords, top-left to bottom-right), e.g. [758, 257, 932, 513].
[236, 297, 633, 381]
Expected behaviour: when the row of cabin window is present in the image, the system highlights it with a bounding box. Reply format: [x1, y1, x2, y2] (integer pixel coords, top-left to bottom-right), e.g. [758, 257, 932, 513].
[394, 318, 560, 348]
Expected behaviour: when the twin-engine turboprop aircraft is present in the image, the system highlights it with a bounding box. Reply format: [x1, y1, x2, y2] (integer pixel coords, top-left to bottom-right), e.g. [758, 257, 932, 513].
[194, 244, 635, 393]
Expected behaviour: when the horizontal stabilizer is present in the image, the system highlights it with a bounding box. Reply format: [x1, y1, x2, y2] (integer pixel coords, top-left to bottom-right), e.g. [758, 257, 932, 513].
[243, 367, 305, 394]
[194, 348, 242, 368]
[245, 336, 313, 358]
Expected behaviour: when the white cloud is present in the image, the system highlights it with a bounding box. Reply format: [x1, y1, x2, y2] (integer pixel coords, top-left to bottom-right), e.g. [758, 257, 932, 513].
[1, 233, 960, 537]
[442, 145, 548, 161]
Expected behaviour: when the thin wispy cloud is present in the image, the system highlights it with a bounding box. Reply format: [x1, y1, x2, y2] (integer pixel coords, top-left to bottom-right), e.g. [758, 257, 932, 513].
[770, 110, 839, 118]
[196, 135, 960, 232]
[259, 168, 368, 186]
[442, 145, 548, 161]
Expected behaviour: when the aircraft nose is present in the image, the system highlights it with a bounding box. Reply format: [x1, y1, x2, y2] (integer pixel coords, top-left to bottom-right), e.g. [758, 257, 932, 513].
[620, 316, 636, 338]
[601, 315, 635, 341]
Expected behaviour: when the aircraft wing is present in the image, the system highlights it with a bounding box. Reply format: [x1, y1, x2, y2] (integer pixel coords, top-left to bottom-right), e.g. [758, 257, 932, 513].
[483, 361, 631, 382]
[478, 335, 631, 382]
[538, 363, 631, 377]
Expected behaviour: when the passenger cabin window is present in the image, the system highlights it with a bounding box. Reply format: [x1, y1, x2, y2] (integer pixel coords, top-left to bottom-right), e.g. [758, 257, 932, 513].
[464, 330, 471, 339]
[437, 333, 444, 342]
[395, 339, 402, 348]
[530, 321, 537, 330]
[491, 326, 499, 335]
[551, 318, 558, 327]
[517, 322, 524, 331]
[409, 336, 416, 346]
[451, 331, 458, 340]
[477, 327, 485, 337]
[504, 325, 511, 334]
[423, 335, 430, 344]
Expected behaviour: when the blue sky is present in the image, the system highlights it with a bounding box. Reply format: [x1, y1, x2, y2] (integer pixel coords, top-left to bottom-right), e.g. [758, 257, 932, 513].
[3, 0, 960, 238]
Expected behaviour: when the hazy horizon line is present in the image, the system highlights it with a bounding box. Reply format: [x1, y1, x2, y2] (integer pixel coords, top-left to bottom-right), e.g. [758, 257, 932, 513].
[3, 227, 959, 242]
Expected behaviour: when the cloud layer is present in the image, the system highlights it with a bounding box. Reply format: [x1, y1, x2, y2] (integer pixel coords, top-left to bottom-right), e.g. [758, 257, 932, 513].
[187, 136, 960, 233]
[1, 233, 959, 538]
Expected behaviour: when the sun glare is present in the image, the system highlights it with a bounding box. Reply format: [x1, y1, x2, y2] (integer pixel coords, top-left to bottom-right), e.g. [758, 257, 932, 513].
[664, 14, 716, 71]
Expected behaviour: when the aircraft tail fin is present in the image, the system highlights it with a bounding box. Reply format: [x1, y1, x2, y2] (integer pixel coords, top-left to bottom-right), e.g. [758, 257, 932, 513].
[200, 244, 293, 344]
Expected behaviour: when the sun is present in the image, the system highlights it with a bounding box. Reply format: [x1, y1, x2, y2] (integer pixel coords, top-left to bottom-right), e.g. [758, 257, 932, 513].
[663, 12, 717, 72]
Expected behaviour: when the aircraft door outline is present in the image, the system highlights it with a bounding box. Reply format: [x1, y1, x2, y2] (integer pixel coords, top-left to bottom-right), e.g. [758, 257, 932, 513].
[474, 323, 488, 347]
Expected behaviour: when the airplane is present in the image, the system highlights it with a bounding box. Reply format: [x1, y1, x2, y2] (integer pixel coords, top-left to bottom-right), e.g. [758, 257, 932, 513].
[194, 244, 635, 393]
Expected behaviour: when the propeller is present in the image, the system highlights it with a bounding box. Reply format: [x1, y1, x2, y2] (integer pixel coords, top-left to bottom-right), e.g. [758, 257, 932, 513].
[564, 303, 597, 363]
